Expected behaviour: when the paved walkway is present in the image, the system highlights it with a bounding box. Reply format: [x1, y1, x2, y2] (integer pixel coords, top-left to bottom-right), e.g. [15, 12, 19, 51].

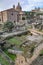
[28, 29, 43, 35]
[27, 43, 43, 65]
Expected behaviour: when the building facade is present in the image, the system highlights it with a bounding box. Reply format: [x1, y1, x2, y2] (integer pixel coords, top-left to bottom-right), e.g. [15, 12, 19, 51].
[0, 3, 26, 24]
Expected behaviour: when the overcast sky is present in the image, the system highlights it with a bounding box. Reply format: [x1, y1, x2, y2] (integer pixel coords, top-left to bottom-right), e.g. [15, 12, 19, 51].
[0, 0, 43, 11]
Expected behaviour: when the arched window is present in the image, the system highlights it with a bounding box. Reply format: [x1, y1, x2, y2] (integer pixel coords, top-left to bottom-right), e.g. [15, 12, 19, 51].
[14, 21, 15, 23]
[0, 19, 1, 21]
[11, 13, 13, 16]
[22, 17, 25, 20]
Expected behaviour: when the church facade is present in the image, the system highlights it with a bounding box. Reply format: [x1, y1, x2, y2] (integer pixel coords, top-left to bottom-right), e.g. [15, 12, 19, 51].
[0, 3, 26, 24]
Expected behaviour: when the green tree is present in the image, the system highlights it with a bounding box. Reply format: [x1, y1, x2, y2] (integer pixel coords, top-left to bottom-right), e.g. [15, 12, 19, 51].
[3, 21, 14, 32]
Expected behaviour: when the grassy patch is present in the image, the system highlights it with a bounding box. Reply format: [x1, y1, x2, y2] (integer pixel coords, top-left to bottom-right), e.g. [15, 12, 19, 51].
[0, 55, 10, 65]
[7, 37, 21, 46]
[39, 50, 43, 56]
[4, 49, 16, 61]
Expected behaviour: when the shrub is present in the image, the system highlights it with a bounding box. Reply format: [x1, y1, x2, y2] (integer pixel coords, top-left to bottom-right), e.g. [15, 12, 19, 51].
[39, 50, 43, 56]
[3, 21, 14, 32]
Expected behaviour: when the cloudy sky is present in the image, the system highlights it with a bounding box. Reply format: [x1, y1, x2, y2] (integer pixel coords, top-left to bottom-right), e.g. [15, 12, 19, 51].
[0, 0, 43, 11]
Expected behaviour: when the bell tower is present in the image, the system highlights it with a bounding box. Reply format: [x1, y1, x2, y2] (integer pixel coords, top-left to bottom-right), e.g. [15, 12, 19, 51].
[13, 5, 15, 9]
[16, 2, 22, 11]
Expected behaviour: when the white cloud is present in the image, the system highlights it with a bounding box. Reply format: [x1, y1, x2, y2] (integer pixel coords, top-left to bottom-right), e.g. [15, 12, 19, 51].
[0, 0, 43, 11]
[22, 0, 43, 11]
